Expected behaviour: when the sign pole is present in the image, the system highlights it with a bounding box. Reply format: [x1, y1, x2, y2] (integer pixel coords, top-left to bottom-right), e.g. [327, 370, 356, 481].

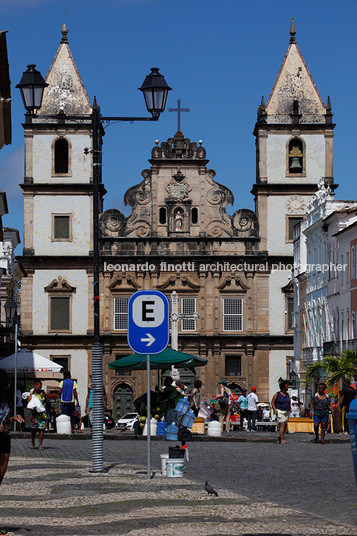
[147, 353, 151, 479]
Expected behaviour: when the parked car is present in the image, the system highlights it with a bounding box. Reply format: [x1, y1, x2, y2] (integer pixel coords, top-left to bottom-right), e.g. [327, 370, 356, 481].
[82, 412, 115, 430]
[116, 413, 138, 431]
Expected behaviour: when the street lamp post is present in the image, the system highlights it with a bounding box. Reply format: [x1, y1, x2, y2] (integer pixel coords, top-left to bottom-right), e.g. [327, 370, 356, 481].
[17, 64, 171, 472]
[4, 297, 18, 427]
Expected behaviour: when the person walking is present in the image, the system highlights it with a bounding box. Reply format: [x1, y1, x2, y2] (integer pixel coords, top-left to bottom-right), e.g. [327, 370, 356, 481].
[28, 380, 47, 450]
[217, 380, 232, 433]
[0, 369, 24, 485]
[310, 382, 333, 444]
[237, 388, 248, 431]
[190, 379, 202, 417]
[271, 380, 291, 444]
[58, 371, 79, 434]
[338, 379, 356, 434]
[247, 387, 258, 431]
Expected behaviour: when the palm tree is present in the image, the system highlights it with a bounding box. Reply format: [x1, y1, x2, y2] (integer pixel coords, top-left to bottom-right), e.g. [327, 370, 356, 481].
[306, 350, 357, 390]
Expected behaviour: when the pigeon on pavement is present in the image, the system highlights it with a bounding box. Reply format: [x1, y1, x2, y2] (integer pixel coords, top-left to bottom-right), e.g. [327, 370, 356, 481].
[205, 481, 218, 496]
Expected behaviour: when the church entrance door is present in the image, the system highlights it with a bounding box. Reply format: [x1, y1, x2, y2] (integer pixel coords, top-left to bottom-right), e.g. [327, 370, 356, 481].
[113, 383, 134, 421]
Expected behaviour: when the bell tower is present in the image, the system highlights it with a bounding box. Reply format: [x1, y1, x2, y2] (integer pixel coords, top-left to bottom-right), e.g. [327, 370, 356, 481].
[20, 25, 101, 405]
[252, 19, 335, 255]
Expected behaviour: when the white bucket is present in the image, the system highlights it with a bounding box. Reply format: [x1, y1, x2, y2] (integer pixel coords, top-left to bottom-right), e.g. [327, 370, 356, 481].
[166, 458, 185, 478]
[207, 421, 222, 437]
[56, 414, 71, 434]
[160, 453, 169, 475]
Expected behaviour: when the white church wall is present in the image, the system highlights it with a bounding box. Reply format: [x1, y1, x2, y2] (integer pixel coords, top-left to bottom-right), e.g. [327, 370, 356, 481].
[269, 271, 291, 334]
[32, 269, 89, 335]
[267, 134, 325, 184]
[32, 133, 91, 183]
[269, 350, 288, 401]
[33, 195, 91, 255]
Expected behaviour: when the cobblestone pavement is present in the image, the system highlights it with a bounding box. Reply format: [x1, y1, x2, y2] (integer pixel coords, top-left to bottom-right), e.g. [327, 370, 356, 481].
[0, 434, 356, 536]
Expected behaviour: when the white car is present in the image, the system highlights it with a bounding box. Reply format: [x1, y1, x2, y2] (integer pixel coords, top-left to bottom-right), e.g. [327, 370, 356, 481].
[116, 413, 138, 431]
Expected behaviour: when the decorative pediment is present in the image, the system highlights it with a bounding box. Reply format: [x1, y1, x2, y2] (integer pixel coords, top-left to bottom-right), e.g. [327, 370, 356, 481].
[151, 132, 207, 160]
[218, 276, 249, 292]
[281, 280, 294, 295]
[158, 275, 200, 290]
[109, 275, 141, 290]
[45, 276, 76, 293]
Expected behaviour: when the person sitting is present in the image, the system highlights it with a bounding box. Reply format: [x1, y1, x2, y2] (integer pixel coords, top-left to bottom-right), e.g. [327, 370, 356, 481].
[263, 408, 270, 421]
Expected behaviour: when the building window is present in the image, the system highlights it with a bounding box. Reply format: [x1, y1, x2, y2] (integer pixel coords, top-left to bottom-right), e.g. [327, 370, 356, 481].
[225, 356, 241, 376]
[181, 297, 197, 331]
[52, 214, 71, 241]
[286, 297, 294, 331]
[54, 138, 69, 174]
[51, 356, 69, 373]
[346, 252, 350, 285]
[159, 207, 167, 224]
[352, 247, 355, 279]
[286, 216, 304, 242]
[288, 138, 303, 174]
[114, 297, 128, 330]
[341, 254, 344, 286]
[191, 208, 198, 224]
[45, 276, 75, 334]
[50, 297, 70, 331]
[223, 298, 243, 331]
[352, 313, 356, 341]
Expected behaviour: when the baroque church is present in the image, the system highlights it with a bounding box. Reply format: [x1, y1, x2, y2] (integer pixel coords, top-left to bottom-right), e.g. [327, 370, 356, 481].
[19, 21, 335, 418]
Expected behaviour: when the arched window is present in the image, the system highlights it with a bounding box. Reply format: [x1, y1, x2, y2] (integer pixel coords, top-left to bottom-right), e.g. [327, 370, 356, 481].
[54, 138, 69, 174]
[288, 138, 303, 174]
[191, 207, 198, 224]
[159, 207, 167, 224]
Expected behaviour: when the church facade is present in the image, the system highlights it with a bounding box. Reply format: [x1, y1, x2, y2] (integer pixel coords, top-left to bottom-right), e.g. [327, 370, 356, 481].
[19, 22, 335, 417]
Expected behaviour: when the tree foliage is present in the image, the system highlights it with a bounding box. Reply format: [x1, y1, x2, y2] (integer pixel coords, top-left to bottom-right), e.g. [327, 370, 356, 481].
[306, 350, 357, 389]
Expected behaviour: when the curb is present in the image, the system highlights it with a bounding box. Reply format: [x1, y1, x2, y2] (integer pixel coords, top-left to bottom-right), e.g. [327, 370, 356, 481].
[10, 431, 351, 443]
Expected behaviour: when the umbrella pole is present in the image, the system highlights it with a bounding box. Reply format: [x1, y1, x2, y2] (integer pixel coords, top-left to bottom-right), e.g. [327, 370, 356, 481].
[147, 354, 151, 480]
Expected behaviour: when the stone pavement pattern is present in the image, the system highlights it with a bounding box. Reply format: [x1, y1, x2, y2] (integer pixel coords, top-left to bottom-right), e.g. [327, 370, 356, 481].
[0, 437, 356, 536]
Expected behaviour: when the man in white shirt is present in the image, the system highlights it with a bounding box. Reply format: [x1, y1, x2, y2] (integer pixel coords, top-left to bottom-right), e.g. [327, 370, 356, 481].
[247, 387, 258, 431]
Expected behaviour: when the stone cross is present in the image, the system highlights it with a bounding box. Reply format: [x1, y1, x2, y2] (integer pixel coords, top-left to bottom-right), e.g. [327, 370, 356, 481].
[168, 99, 190, 132]
[170, 291, 200, 380]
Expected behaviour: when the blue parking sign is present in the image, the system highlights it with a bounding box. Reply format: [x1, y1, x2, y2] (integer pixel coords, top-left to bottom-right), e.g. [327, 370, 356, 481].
[127, 290, 169, 354]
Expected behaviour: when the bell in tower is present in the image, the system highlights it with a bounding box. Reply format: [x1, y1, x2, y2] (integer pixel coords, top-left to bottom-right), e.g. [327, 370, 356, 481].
[288, 139, 303, 174]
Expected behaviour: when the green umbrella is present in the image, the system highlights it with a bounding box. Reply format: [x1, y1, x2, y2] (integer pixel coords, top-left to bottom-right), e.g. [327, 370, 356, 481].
[108, 347, 207, 370]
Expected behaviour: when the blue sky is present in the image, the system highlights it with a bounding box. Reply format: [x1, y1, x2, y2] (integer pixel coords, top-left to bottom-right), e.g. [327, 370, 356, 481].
[1, 0, 356, 244]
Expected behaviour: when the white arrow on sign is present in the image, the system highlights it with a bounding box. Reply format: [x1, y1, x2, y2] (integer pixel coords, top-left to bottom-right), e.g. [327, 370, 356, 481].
[140, 333, 155, 347]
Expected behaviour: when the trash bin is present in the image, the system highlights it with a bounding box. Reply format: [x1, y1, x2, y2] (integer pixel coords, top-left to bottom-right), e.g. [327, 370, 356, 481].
[346, 399, 357, 484]
[56, 414, 71, 434]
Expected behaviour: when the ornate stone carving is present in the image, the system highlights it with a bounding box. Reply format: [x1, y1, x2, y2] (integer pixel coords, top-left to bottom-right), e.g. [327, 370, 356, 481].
[166, 170, 192, 200]
[44, 276, 76, 292]
[232, 209, 259, 237]
[100, 210, 126, 237]
[217, 276, 249, 291]
[151, 132, 207, 160]
[109, 275, 140, 290]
